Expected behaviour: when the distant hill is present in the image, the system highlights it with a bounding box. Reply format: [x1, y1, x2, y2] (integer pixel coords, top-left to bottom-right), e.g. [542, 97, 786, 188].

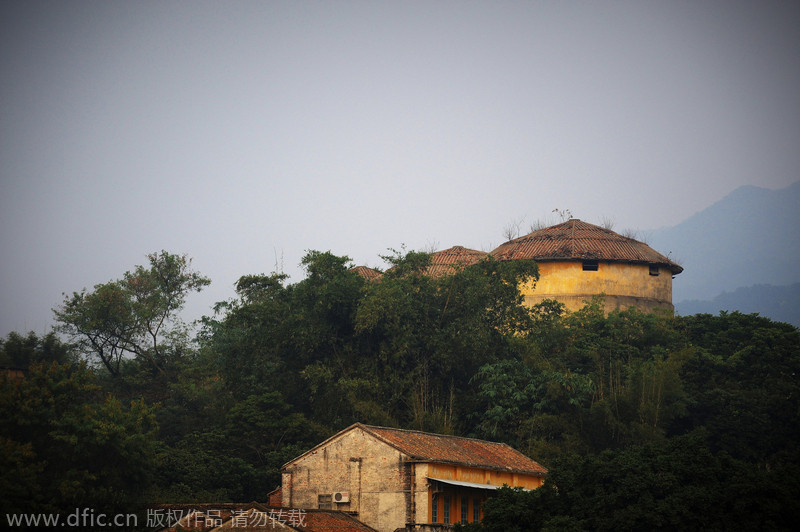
[676, 283, 800, 327]
[648, 181, 800, 326]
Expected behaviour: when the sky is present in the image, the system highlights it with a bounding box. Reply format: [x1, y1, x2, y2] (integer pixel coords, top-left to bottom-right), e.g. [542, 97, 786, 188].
[2, 0, 799, 337]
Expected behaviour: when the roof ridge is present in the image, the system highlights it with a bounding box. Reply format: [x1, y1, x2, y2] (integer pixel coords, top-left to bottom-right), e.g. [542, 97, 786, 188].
[360, 424, 510, 446]
[434, 245, 486, 254]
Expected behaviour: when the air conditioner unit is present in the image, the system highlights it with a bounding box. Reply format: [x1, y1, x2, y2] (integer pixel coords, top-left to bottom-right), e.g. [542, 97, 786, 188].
[333, 491, 350, 503]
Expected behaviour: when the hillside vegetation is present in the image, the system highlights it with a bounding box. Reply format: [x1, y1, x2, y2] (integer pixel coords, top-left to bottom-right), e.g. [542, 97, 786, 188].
[2, 249, 799, 530]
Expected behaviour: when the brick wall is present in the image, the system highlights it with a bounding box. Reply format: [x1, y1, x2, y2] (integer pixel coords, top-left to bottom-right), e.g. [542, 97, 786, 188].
[282, 427, 410, 532]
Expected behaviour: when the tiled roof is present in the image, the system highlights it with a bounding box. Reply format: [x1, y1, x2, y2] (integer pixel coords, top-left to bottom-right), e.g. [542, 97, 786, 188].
[299, 509, 378, 531]
[424, 246, 488, 278]
[213, 507, 294, 530]
[153, 503, 281, 531]
[360, 424, 548, 476]
[490, 219, 683, 274]
[153, 503, 376, 531]
[350, 265, 383, 281]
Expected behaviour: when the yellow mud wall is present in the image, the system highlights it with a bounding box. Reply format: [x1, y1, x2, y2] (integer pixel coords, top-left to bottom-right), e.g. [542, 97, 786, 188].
[519, 261, 674, 313]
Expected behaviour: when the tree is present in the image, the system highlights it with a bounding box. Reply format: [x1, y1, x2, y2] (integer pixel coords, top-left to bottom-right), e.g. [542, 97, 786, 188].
[472, 434, 800, 531]
[54, 251, 210, 377]
[199, 272, 292, 398]
[675, 312, 800, 465]
[355, 251, 538, 432]
[0, 331, 75, 369]
[0, 361, 158, 516]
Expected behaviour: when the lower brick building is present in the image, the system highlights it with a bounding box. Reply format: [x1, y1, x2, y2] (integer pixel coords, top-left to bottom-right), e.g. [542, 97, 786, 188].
[281, 423, 547, 532]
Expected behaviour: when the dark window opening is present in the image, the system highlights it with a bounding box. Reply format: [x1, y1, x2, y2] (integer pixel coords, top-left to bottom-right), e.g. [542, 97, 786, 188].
[318, 494, 332, 509]
[444, 495, 451, 524]
[461, 497, 468, 523]
[432, 494, 438, 523]
[582, 260, 599, 271]
[649, 265, 660, 276]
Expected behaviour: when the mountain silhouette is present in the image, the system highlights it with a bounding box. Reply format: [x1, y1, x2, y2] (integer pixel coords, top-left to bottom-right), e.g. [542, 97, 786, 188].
[648, 181, 800, 326]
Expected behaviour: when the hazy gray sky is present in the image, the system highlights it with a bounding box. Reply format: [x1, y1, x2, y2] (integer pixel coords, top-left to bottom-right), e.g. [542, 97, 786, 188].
[2, 0, 799, 336]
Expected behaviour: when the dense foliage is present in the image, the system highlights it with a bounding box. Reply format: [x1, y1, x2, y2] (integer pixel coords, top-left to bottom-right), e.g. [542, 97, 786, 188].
[3, 249, 799, 529]
[1, 360, 158, 518]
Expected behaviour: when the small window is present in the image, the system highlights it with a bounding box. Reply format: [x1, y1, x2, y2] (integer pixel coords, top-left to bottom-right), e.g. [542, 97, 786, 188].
[582, 260, 599, 271]
[649, 265, 660, 276]
[461, 497, 468, 523]
[318, 494, 332, 509]
[432, 493, 438, 522]
[443, 495, 451, 524]
[473, 498, 481, 522]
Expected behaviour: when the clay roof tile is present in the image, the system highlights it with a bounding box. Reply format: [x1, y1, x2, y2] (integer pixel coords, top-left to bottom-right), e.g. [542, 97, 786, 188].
[424, 246, 488, 278]
[490, 219, 682, 274]
[361, 424, 547, 476]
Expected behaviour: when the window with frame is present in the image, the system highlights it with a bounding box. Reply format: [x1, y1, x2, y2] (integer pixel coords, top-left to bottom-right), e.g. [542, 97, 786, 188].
[582, 260, 599, 271]
[473, 498, 480, 522]
[443, 495, 451, 524]
[318, 494, 332, 509]
[431, 493, 438, 523]
[461, 497, 468, 523]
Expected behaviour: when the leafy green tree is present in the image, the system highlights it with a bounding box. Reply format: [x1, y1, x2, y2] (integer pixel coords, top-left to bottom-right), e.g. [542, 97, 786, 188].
[0, 362, 158, 516]
[201, 252, 368, 424]
[0, 331, 75, 369]
[472, 434, 800, 531]
[150, 430, 268, 503]
[150, 386, 330, 502]
[354, 251, 538, 432]
[468, 300, 690, 458]
[470, 359, 594, 460]
[224, 391, 328, 487]
[204, 248, 538, 434]
[675, 312, 800, 465]
[290, 250, 364, 371]
[200, 272, 293, 398]
[54, 251, 210, 377]
[531, 302, 688, 450]
[523, 299, 569, 365]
